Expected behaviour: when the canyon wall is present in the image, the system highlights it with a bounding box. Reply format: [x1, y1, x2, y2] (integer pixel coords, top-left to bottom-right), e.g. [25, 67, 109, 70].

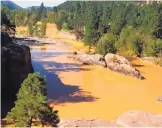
[1, 31, 33, 117]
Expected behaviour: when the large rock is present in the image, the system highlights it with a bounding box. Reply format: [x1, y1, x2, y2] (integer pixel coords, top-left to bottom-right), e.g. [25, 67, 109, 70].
[1, 31, 33, 117]
[1, 31, 13, 46]
[58, 118, 117, 127]
[68, 53, 106, 67]
[115, 110, 162, 127]
[58, 110, 162, 127]
[105, 53, 144, 79]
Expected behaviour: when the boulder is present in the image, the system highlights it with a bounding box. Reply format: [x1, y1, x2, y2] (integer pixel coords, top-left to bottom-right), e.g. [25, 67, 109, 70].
[115, 110, 162, 127]
[68, 54, 106, 67]
[105, 53, 144, 79]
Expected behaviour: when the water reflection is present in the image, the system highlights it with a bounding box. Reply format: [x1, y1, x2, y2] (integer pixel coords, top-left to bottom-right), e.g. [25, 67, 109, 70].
[31, 45, 98, 105]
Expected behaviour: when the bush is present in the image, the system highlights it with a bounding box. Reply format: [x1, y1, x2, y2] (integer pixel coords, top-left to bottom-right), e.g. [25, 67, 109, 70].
[41, 22, 47, 37]
[34, 24, 41, 37]
[27, 22, 34, 36]
[55, 19, 62, 30]
[152, 39, 162, 56]
[96, 33, 117, 55]
[62, 22, 69, 30]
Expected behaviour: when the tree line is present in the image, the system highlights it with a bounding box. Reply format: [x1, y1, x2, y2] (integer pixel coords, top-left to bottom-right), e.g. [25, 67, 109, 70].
[1, 1, 162, 57]
[56, 1, 162, 57]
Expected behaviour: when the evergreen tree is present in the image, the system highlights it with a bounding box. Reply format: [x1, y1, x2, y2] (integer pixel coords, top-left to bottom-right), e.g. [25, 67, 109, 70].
[6, 73, 59, 127]
[31, 6, 35, 14]
[84, 2, 99, 52]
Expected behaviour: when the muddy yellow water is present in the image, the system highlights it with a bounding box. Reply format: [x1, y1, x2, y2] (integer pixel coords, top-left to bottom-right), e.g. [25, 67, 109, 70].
[30, 44, 162, 121]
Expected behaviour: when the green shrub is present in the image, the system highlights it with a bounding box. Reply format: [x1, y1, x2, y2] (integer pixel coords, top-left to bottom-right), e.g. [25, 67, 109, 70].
[41, 22, 47, 36]
[62, 22, 69, 30]
[27, 22, 34, 36]
[96, 33, 117, 55]
[152, 39, 162, 56]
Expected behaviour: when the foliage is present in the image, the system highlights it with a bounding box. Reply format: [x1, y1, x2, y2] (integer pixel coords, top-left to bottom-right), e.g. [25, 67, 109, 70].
[55, 11, 67, 30]
[6, 73, 59, 127]
[27, 22, 34, 36]
[33, 24, 41, 37]
[41, 22, 47, 36]
[152, 39, 162, 56]
[84, 2, 100, 45]
[96, 33, 117, 55]
[2, 1, 162, 57]
[56, 1, 162, 57]
[62, 22, 69, 30]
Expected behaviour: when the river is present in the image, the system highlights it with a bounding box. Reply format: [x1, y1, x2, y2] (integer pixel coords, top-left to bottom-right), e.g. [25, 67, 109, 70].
[29, 42, 162, 121]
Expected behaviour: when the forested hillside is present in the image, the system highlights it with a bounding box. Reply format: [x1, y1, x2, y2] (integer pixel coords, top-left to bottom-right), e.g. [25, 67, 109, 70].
[56, 1, 162, 57]
[1, 1, 162, 57]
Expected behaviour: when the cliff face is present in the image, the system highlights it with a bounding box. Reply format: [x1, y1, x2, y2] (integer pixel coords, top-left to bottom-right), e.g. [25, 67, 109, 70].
[1, 31, 33, 118]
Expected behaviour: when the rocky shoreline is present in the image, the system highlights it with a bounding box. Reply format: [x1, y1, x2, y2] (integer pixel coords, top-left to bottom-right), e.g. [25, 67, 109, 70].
[58, 111, 162, 127]
[68, 52, 144, 79]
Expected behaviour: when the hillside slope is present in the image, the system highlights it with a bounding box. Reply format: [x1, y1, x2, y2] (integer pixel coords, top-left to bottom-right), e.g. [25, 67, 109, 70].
[1, 0, 22, 10]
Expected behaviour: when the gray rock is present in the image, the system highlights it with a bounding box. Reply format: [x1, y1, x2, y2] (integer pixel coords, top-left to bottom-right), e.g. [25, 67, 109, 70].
[58, 118, 116, 127]
[105, 53, 144, 79]
[68, 54, 106, 67]
[115, 110, 162, 127]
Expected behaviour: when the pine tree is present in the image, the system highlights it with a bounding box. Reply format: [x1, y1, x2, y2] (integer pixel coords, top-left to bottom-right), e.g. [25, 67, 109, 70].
[6, 73, 59, 127]
[84, 2, 99, 53]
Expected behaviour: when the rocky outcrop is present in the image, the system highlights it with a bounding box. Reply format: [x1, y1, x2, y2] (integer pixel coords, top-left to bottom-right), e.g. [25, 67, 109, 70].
[58, 111, 162, 127]
[58, 118, 117, 127]
[105, 53, 144, 79]
[68, 52, 144, 79]
[1, 31, 33, 117]
[115, 110, 162, 127]
[68, 53, 106, 67]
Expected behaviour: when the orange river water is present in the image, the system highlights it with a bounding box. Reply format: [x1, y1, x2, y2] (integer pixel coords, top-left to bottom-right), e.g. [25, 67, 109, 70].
[30, 44, 162, 121]
[17, 23, 162, 121]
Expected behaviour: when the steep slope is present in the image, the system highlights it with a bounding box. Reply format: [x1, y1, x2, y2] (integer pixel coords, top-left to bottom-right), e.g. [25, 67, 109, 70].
[1, 31, 33, 118]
